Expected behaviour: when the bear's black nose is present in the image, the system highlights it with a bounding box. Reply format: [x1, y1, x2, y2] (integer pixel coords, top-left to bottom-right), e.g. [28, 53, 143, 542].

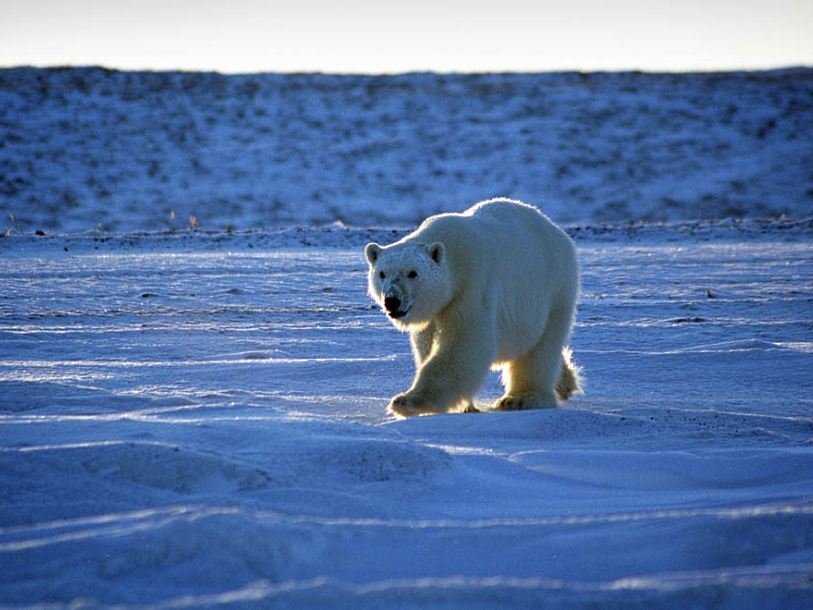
[384, 296, 401, 315]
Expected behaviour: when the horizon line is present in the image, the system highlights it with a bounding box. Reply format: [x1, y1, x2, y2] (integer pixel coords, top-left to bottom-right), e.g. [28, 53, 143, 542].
[2, 62, 811, 77]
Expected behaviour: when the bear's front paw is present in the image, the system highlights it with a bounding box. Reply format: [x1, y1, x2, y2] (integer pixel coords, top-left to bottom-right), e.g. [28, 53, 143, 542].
[388, 393, 438, 418]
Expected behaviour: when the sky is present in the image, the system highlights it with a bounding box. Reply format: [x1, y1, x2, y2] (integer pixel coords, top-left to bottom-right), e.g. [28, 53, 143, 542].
[1, 0, 812, 73]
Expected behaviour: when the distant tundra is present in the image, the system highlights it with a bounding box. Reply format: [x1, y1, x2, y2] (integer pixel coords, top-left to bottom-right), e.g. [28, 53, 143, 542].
[365, 198, 581, 417]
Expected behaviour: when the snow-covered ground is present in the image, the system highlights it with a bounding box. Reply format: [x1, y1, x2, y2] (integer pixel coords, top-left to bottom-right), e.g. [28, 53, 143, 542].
[1, 67, 812, 233]
[1, 66, 813, 608]
[2, 219, 812, 608]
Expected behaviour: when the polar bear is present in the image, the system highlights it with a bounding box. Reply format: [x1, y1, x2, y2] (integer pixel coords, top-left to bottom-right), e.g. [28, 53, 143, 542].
[365, 198, 581, 417]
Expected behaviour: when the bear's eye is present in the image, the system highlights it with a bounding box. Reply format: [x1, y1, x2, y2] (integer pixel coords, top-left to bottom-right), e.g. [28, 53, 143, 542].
[407, 270, 418, 279]
[379, 271, 386, 279]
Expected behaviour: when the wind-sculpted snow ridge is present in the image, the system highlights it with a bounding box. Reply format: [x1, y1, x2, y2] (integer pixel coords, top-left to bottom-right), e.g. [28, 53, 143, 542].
[1, 67, 812, 233]
[1, 227, 812, 608]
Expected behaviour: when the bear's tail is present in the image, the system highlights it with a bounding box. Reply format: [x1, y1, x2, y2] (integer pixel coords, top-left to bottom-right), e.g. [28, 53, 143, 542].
[556, 347, 583, 401]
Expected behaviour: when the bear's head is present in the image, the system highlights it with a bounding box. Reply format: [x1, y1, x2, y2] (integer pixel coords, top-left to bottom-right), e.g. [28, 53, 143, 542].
[365, 240, 454, 329]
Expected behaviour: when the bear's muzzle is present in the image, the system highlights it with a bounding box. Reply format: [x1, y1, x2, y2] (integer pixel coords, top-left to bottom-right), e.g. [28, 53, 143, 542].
[384, 295, 409, 319]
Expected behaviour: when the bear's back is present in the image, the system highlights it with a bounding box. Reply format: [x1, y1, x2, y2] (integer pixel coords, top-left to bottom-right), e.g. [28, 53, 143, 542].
[463, 199, 571, 261]
[416, 198, 551, 241]
[466, 198, 554, 236]
[418, 198, 572, 280]
[408, 199, 574, 285]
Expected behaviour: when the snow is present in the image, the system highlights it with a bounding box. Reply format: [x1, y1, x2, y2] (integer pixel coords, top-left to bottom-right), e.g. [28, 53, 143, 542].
[2, 222, 812, 608]
[1, 68, 812, 233]
[1, 67, 813, 608]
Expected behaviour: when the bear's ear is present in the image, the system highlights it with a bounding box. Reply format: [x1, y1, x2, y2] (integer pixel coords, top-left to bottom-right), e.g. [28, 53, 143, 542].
[428, 242, 445, 264]
[365, 243, 383, 265]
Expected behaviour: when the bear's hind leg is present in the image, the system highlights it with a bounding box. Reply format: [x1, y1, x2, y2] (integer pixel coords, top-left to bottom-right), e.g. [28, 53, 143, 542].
[555, 346, 582, 401]
[495, 308, 572, 411]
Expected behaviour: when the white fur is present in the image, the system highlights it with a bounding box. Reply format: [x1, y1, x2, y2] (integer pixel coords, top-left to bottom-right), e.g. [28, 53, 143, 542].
[366, 198, 581, 417]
